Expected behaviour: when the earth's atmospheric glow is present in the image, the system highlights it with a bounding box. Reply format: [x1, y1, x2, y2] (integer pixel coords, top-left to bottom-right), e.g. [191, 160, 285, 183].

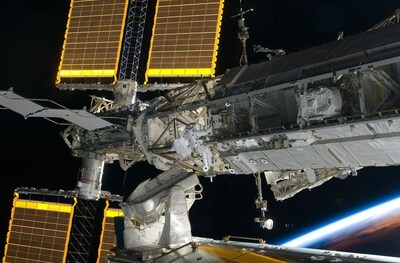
[281, 196, 400, 248]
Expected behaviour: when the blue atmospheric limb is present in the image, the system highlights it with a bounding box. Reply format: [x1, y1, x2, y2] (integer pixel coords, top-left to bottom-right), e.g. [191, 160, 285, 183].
[280, 197, 400, 247]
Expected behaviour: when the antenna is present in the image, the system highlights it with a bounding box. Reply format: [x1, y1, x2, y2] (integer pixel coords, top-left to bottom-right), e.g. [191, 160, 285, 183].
[231, 0, 253, 65]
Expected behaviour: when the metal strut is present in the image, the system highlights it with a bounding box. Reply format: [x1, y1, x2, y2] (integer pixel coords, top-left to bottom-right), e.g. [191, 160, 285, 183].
[67, 199, 105, 263]
[118, 0, 148, 81]
[231, 0, 253, 65]
[254, 173, 273, 230]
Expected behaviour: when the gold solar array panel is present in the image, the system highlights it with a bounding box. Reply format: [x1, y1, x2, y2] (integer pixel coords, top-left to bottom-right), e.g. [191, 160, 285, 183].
[97, 207, 124, 263]
[146, 0, 224, 79]
[3, 195, 76, 263]
[56, 0, 129, 84]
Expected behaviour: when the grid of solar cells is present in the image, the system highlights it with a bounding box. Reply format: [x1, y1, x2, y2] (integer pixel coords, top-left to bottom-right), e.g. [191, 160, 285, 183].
[98, 209, 124, 263]
[57, 0, 129, 83]
[3, 199, 74, 263]
[146, 0, 224, 78]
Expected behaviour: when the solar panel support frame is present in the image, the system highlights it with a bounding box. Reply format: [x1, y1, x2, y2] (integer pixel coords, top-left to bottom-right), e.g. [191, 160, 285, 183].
[66, 199, 105, 263]
[118, 0, 148, 81]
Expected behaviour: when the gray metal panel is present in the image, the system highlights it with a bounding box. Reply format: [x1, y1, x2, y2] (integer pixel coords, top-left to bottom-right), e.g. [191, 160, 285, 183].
[342, 140, 393, 166]
[375, 137, 400, 163]
[368, 120, 400, 133]
[238, 152, 279, 173]
[219, 116, 400, 172]
[263, 149, 302, 170]
[0, 90, 113, 131]
[314, 124, 374, 140]
[224, 156, 252, 174]
[0, 90, 44, 116]
[286, 146, 327, 168]
[312, 144, 359, 168]
[32, 109, 113, 131]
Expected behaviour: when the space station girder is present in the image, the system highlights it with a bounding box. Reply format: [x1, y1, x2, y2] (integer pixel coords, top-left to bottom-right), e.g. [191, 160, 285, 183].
[139, 74, 400, 197]
[118, 0, 148, 81]
[369, 9, 400, 31]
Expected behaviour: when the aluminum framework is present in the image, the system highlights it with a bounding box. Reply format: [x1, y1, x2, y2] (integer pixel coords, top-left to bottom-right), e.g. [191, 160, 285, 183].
[67, 199, 104, 263]
[118, 0, 148, 81]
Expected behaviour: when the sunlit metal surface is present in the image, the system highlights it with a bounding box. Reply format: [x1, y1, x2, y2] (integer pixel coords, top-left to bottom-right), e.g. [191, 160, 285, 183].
[108, 239, 400, 262]
[0, 90, 113, 130]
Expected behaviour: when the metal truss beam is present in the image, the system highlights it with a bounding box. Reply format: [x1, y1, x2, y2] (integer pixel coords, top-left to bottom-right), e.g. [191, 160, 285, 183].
[118, 0, 148, 81]
[67, 199, 105, 263]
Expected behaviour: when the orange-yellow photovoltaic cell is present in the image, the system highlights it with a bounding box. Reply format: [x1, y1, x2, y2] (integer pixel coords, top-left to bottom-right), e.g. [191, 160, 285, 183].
[2, 196, 76, 263]
[56, 0, 129, 84]
[97, 206, 124, 263]
[146, 0, 224, 79]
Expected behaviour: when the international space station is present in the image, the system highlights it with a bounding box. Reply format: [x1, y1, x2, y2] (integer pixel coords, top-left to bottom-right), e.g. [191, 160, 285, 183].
[2, 0, 400, 262]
